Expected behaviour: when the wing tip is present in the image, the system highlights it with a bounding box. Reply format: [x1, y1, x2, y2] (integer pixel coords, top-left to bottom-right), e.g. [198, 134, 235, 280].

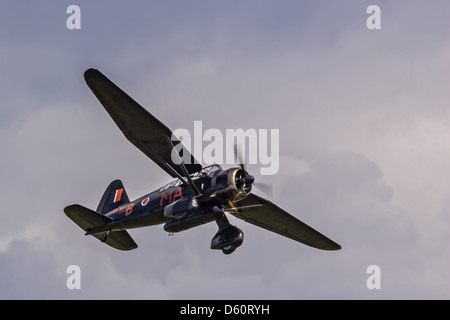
[319, 241, 342, 251]
[328, 244, 342, 251]
[84, 68, 100, 83]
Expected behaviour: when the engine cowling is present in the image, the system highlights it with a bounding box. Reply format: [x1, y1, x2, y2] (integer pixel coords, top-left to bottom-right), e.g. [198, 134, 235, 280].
[211, 168, 253, 203]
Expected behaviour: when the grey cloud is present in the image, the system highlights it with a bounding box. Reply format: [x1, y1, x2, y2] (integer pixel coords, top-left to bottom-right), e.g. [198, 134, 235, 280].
[0, 1, 449, 299]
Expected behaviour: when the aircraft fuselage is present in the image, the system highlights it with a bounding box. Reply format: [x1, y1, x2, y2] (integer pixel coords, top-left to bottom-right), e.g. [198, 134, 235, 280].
[85, 165, 248, 236]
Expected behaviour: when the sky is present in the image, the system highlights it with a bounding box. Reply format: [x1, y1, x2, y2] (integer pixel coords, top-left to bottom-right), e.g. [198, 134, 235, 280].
[0, 1, 449, 299]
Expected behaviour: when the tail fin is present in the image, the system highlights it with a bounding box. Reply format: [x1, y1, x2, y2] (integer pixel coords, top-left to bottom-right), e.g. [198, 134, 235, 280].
[96, 179, 130, 214]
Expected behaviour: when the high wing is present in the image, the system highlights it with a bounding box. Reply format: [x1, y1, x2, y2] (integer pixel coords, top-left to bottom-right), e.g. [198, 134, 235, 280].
[229, 194, 341, 250]
[84, 68, 202, 179]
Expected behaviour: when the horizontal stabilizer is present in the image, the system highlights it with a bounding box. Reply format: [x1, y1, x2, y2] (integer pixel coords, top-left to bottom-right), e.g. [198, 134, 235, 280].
[64, 204, 138, 251]
[92, 230, 138, 251]
[64, 204, 111, 231]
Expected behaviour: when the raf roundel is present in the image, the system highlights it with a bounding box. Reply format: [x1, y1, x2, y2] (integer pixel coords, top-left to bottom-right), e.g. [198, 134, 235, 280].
[141, 197, 150, 206]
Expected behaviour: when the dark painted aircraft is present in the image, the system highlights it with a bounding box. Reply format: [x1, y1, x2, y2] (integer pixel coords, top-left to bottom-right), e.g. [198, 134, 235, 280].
[64, 68, 341, 254]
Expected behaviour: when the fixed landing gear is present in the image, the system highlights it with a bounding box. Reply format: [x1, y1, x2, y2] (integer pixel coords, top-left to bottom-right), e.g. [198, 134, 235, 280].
[211, 214, 244, 255]
[100, 229, 111, 243]
[221, 243, 239, 255]
[211, 224, 244, 255]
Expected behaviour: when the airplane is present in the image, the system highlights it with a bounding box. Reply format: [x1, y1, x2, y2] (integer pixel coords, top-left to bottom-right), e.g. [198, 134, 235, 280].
[64, 68, 341, 254]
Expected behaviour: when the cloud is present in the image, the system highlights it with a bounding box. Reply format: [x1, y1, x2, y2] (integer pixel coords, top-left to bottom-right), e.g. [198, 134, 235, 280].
[0, 1, 449, 299]
[0, 239, 61, 299]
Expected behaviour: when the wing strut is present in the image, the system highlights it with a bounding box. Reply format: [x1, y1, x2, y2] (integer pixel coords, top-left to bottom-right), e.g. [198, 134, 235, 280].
[164, 136, 202, 196]
[137, 139, 201, 196]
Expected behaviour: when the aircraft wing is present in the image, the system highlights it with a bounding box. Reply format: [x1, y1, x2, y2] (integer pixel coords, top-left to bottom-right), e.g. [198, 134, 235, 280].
[84, 68, 202, 178]
[230, 194, 341, 250]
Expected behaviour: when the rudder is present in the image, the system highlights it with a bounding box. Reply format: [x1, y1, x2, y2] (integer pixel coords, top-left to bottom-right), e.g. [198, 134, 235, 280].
[96, 179, 130, 214]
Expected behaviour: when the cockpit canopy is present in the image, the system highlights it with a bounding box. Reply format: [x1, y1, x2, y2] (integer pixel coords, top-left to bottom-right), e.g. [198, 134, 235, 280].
[159, 164, 222, 192]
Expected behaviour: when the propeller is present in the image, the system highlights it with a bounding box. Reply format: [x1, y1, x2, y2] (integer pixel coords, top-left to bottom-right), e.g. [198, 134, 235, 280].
[233, 141, 275, 198]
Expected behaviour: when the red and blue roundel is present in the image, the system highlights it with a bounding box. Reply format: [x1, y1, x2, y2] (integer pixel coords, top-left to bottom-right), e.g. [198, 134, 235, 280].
[141, 197, 150, 206]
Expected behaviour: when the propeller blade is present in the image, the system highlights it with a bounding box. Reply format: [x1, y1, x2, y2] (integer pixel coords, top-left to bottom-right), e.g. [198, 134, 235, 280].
[233, 140, 246, 171]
